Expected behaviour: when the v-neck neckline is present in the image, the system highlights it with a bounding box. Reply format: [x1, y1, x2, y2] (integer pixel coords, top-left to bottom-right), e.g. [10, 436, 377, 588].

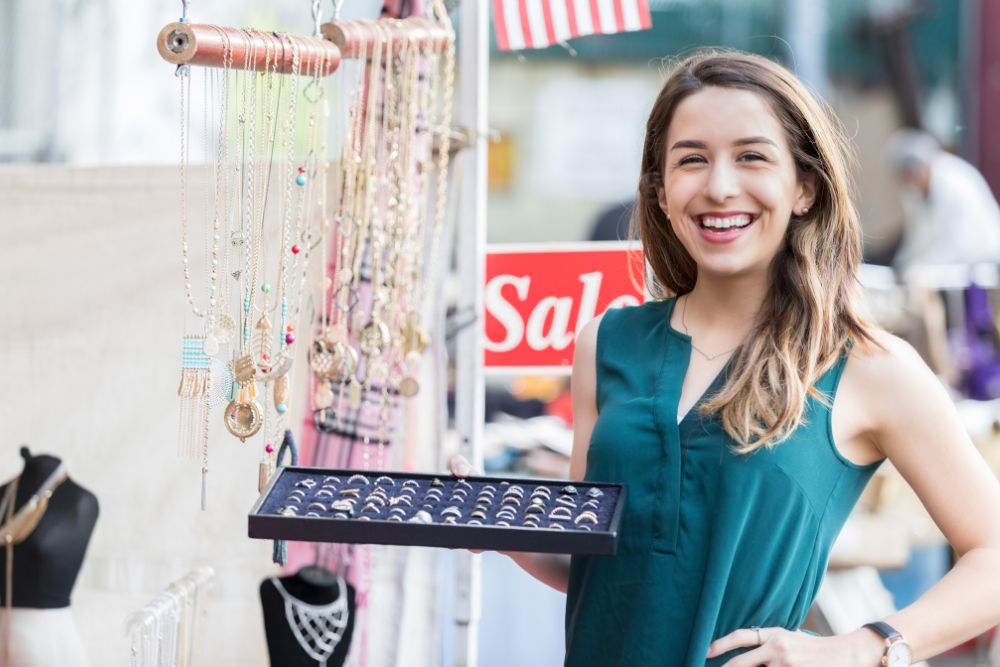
[663, 297, 732, 428]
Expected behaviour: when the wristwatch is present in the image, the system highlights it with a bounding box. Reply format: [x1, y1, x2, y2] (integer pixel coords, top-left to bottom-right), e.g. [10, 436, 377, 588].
[862, 621, 912, 666]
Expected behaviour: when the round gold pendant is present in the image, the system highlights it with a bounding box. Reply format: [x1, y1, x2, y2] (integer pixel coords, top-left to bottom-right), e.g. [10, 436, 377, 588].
[224, 399, 262, 442]
[398, 376, 419, 397]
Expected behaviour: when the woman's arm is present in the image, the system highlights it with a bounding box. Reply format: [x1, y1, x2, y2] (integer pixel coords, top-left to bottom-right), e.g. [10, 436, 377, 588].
[855, 331, 1000, 660]
[709, 331, 1000, 665]
[463, 315, 603, 594]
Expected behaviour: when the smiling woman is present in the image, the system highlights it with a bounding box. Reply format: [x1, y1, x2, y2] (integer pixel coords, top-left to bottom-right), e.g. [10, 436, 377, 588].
[473, 47, 1000, 667]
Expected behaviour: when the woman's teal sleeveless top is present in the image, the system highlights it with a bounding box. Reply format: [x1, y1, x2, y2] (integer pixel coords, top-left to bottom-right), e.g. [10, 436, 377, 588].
[564, 299, 882, 666]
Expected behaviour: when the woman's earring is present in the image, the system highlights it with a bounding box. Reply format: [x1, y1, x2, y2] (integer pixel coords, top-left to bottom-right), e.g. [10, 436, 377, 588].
[801, 207, 809, 215]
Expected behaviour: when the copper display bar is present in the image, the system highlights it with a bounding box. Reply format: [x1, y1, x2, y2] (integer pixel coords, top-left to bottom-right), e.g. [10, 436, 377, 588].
[156, 22, 342, 75]
[320, 18, 451, 59]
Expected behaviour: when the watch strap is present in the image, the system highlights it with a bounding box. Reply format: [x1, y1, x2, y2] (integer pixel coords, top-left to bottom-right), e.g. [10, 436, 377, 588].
[863, 621, 903, 642]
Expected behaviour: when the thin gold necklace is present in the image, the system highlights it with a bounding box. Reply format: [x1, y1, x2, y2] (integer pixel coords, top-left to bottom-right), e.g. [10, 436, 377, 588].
[680, 294, 743, 361]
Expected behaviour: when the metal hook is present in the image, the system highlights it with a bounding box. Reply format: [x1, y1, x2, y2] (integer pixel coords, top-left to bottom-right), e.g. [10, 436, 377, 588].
[180, 0, 191, 23]
[332, 0, 345, 21]
[311, 0, 322, 37]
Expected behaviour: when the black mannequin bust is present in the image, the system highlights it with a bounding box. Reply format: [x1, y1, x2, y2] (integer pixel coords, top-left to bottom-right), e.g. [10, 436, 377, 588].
[0, 447, 99, 608]
[260, 565, 356, 666]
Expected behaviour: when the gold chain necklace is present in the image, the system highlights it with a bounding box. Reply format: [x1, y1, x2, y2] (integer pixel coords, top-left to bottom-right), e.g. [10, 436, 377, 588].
[680, 294, 743, 361]
[3, 464, 68, 660]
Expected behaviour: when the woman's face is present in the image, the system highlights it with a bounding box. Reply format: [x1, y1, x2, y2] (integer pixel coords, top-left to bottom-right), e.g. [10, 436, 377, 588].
[656, 86, 815, 280]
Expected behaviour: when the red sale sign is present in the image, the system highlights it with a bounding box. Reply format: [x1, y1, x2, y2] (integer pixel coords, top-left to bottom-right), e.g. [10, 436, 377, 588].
[484, 242, 646, 373]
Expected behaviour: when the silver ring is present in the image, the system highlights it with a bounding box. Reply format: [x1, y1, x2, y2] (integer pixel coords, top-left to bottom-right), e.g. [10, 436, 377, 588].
[560, 485, 578, 495]
[574, 511, 598, 525]
[305, 511, 321, 517]
[295, 479, 317, 489]
[586, 487, 605, 499]
[361, 503, 380, 513]
[322, 476, 341, 485]
[347, 474, 370, 486]
[455, 479, 473, 490]
[307, 502, 328, 511]
[549, 507, 573, 520]
[339, 488, 360, 497]
[547, 523, 566, 530]
[331, 500, 355, 514]
[467, 518, 484, 525]
[470, 509, 487, 520]
[375, 475, 395, 486]
[556, 496, 577, 508]
[315, 489, 334, 498]
[751, 626, 762, 646]
[402, 480, 420, 490]
[441, 506, 462, 519]
[581, 499, 600, 510]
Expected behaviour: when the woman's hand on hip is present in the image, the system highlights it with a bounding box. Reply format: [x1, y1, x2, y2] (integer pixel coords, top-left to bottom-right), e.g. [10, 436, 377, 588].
[707, 626, 886, 666]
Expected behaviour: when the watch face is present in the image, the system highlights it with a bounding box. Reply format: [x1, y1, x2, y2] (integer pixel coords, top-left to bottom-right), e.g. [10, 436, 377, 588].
[887, 641, 912, 667]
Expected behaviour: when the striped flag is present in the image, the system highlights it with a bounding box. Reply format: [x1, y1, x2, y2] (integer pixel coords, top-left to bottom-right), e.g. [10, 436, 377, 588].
[493, 0, 652, 52]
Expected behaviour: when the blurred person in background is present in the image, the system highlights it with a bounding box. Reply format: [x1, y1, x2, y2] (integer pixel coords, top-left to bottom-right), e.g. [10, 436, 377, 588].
[888, 128, 1000, 270]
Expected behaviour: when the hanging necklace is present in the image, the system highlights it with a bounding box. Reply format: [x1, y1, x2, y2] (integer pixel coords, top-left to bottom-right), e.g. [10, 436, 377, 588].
[680, 294, 743, 361]
[398, 4, 456, 396]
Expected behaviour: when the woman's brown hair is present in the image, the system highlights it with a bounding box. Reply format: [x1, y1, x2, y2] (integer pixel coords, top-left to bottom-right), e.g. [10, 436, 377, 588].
[631, 48, 880, 452]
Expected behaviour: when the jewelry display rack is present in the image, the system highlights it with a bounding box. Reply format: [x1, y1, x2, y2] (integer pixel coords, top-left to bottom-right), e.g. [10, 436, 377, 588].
[125, 567, 215, 667]
[157, 22, 341, 74]
[156, 18, 451, 75]
[157, 3, 492, 664]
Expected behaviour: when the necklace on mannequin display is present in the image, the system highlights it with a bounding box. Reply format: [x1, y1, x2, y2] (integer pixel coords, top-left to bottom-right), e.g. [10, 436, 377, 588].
[1, 463, 69, 661]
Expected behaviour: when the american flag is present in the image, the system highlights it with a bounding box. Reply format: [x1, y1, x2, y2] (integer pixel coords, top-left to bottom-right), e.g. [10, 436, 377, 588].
[493, 0, 652, 52]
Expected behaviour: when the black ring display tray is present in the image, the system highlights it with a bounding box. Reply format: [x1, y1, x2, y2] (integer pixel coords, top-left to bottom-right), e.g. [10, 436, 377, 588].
[248, 466, 627, 555]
